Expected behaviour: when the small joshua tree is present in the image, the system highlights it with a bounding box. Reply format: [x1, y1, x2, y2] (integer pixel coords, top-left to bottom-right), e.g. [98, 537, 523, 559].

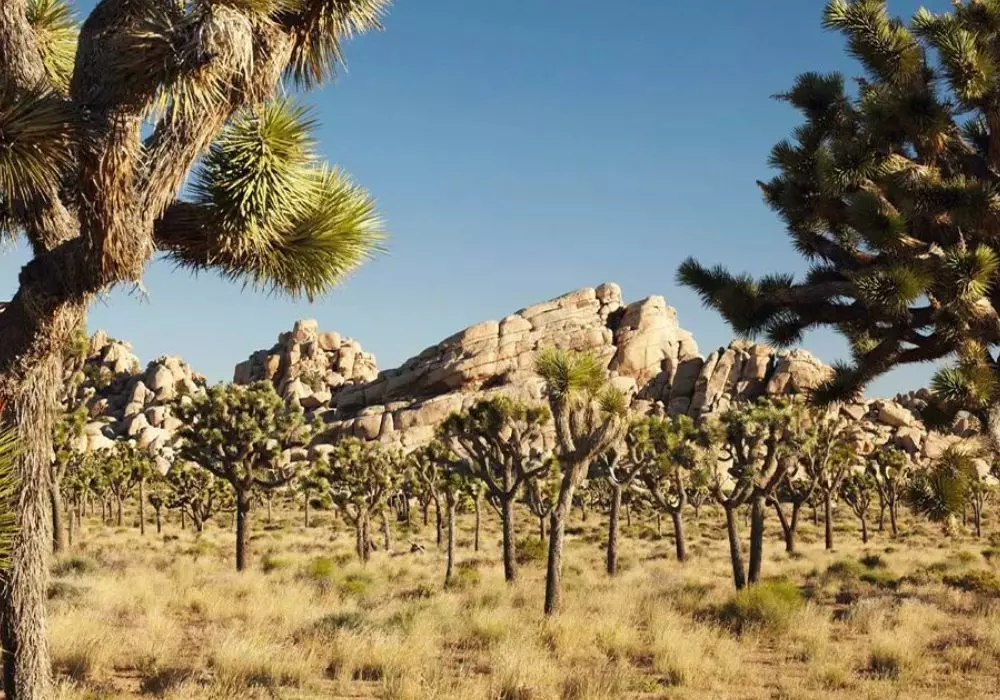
[408, 442, 445, 546]
[869, 444, 910, 537]
[840, 469, 876, 544]
[320, 437, 402, 563]
[176, 382, 311, 570]
[49, 406, 86, 552]
[102, 441, 155, 528]
[634, 414, 702, 565]
[165, 462, 233, 534]
[409, 440, 471, 585]
[439, 396, 552, 582]
[296, 458, 328, 529]
[906, 445, 981, 535]
[709, 398, 799, 589]
[535, 347, 627, 615]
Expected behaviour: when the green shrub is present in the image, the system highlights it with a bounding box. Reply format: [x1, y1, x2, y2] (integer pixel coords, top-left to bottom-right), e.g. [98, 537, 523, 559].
[302, 556, 337, 587]
[514, 537, 546, 565]
[942, 570, 1000, 596]
[826, 559, 865, 580]
[260, 553, 291, 574]
[859, 569, 900, 590]
[860, 554, 886, 569]
[445, 561, 481, 591]
[52, 555, 98, 577]
[338, 571, 373, 597]
[718, 580, 804, 635]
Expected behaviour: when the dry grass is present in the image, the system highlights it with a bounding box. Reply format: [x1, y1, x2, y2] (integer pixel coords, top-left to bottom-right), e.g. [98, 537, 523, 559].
[47, 502, 1000, 699]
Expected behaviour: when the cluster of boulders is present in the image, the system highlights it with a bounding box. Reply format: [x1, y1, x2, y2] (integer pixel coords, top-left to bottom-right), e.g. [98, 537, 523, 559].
[66, 283, 983, 469]
[67, 332, 206, 472]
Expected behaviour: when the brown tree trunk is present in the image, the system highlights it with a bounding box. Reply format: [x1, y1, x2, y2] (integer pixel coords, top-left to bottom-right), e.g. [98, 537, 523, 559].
[434, 497, 442, 549]
[1, 356, 65, 700]
[860, 513, 868, 544]
[473, 495, 481, 552]
[624, 500, 630, 528]
[381, 510, 392, 552]
[724, 504, 747, 590]
[889, 500, 898, 537]
[303, 490, 310, 528]
[606, 485, 621, 576]
[235, 490, 252, 572]
[155, 508, 162, 534]
[49, 483, 67, 555]
[115, 495, 123, 527]
[877, 494, 886, 531]
[544, 506, 568, 615]
[748, 495, 765, 585]
[138, 479, 146, 536]
[266, 495, 272, 524]
[422, 500, 429, 527]
[656, 512, 662, 537]
[67, 500, 74, 548]
[445, 497, 456, 586]
[824, 491, 833, 551]
[539, 516, 546, 542]
[670, 509, 686, 562]
[501, 496, 517, 582]
[180, 509, 186, 530]
[773, 501, 799, 554]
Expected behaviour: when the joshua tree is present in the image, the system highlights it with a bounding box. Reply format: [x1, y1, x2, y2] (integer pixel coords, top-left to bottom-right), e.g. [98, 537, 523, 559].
[409, 440, 470, 585]
[709, 398, 799, 590]
[535, 347, 627, 615]
[102, 441, 155, 528]
[769, 456, 818, 555]
[840, 469, 876, 544]
[869, 444, 910, 537]
[296, 459, 328, 529]
[0, 421, 21, 572]
[176, 382, 311, 570]
[633, 414, 701, 564]
[906, 445, 983, 535]
[48, 406, 86, 552]
[463, 478, 485, 552]
[408, 442, 445, 546]
[525, 458, 558, 542]
[801, 411, 854, 550]
[164, 462, 232, 534]
[439, 396, 552, 583]
[320, 437, 402, 563]
[0, 1, 390, 693]
[147, 483, 164, 535]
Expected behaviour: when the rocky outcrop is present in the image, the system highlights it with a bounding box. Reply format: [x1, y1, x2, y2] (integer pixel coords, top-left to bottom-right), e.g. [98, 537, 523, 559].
[66, 334, 207, 471]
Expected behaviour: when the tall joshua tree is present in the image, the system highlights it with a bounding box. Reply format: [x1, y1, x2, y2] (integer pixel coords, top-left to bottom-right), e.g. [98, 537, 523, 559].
[102, 441, 155, 527]
[678, 0, 1000, 454]
[176, 382, 312, 570]
[164, 461, 233, 534]
[840, 469, 876, 543]
[535, 347, 627, 615]
[320, 437, 402, 563]
[0, 1, 389, 695]
[439, 396, 552, 583]
[709, 398, 799, 590]
[869, 444, 910, 537]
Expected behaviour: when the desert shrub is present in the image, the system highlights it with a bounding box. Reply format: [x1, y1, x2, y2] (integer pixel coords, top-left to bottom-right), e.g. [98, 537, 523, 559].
[826, 559, 865, 580]
[718, 580, 804, 635]
[860, 554, 886, 569]
[302, 556, 336, 584]
[942, 570, 1000, 597]
[983, 547, 1000, 564]
[52, 555, 98, 577]
[339, 571, 374, 598]
[868, 646, 905, 679]
[515, 537, 546, 565]
[445, 561, 481, 591]
[859, 569, 900, 590]
[296, 611, 368, 643]
[398, 583, 436, 600]
[260, 553, 291, 574]
[47, 581, 86, 601]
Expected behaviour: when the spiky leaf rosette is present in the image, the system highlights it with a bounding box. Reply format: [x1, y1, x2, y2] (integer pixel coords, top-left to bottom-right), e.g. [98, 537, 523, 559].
[0, 83, 73, 209]
[905, 446, 977, 523]
[678, 1, 1000, 407]
[164, 99, 384, 299]
[25, 0, 79, 93]
[535, 347, 607, 405]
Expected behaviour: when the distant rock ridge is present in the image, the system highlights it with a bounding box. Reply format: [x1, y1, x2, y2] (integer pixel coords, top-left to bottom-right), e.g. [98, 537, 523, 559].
[66, 283, 979, 470]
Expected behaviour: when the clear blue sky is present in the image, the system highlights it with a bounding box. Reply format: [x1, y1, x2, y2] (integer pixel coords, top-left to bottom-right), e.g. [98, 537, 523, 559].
[2, 1, 955, 395]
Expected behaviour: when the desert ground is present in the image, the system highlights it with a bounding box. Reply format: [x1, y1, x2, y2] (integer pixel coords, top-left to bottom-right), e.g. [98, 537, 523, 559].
[46, 500, 1000, 700]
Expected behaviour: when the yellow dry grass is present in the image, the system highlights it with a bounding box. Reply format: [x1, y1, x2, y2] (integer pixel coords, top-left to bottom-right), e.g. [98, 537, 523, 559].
[48, 503, 1000, 699]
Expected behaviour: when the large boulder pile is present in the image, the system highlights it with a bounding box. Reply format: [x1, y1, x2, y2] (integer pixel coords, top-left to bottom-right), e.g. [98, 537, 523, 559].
[67, 332, 207, 471]
[236, 283, 971, 458]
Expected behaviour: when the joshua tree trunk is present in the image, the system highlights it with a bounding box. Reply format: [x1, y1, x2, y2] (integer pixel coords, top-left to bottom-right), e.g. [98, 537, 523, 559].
[860, 513, 868, 544]
[155, 507, 162, 534]
[355, 511, 373, 563]
[303, 491, 310, 528]
[266, 495, 272, 524]
[235, 490, 253, 572]
[544, 477, 578, 616]
[180, 509, 186, 530]
[877, 494, 886, 531]
[49, 483, 68, 555]
[67, 501, 74, 548]
[811, 503, 818, 526]
[445, 497, 456, 586]
[748, 495, 766, 585]
[501, 496, 517, 582]
[422, 500, 429, 527]
[773, 501, 799, 554]
[138, 479, 146, 536]
[381, 511, 392, 552]
[888, 501, 898, 537]
[606, 484, 621, 576]
[823, 492, 833, 551]
[539, 516, 546, 541]
[670, 509, 686, 562]
[656, 512, 662, 537]
[624, 501, 631, 528]
[1, 357, 65, 700]
[115, 495, 123, 527]
[193, 514, 204, 533]
[473, 495, 481, 552]
[724, 504, 747, 590]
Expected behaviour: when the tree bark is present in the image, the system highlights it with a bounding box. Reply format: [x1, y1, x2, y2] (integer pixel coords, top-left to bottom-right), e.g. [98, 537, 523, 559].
[422, 500, 429, 527]
[539, 516, 546, 542]
[49, 483, 67, 555]
[656, 512, 662, 537]
[670, 509, 686, 562]
[138, 479, 146, 536]
[115, 495, 123, 527]
[155, 508, 162, 534]
[1, 357, 63, 700]
[889, 501, 898, 537]
[860, 513, 868, 544]
[303, 491, 310, 528]
[434, 497, 442, 549]
[773, 501, 799, 554]
[607, 485, 621, 576]
[180, 509, 186, 530]
[66, 500, 74, 548]
[473, 495, 481, 552]
[235, 490, 252, 572]
[501, 496, 517, 582]
[823, 491, 833, 551]
[748, 495, 765, 585]
[724, 504, 747, 590]
[445, 498, 456, 586]
[381, 510, 392, 552]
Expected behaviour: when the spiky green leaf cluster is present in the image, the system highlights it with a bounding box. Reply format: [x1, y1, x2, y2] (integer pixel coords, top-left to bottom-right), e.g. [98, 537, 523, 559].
[0, 83, 73, 208]
[534, 347, 607, 405]
[905, 446, 978, 523]
[26, 0, 78, 93]
[678, 1, 1000, 407]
